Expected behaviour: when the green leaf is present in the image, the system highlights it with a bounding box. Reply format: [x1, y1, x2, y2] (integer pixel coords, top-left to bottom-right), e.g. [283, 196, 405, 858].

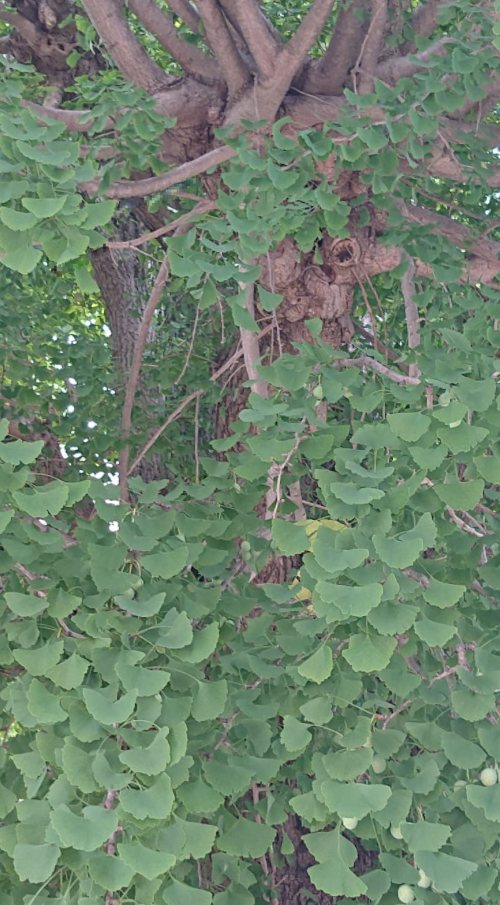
[415, 852, 477, 894]
[13, 482, 69, 517]
[323, 747, 373, 781]
[258, 285, 282, 311]
[281, 715, 312, 752]
[4, 591, 46, 617]
[83, 200, 117, 229]
[83, 688, 137, 725]
[474, 454, 500, 483]
[441, 731, 485, 769]
[452, 687, 494, 722]
[387, 413, 431, 441]
[297, 645, 333, 683]
[423, 579, 465, 608]
[88, 851, 134, 891]
[321, 781, 391, 818]
[158, 609, 193, 648]
[120, 774, 174, 820]
[13, 843, 60, 883]
[119, 729, 170, 775]
[27, 678, 67, 724]
[218, 818, 275, 858]
[0, 208, 37, 230]
[47, 653, 90, 690]
[191, 679, 228, 721]
[305, 829, 367, 898]
[313, 529, 368, 573]
[400, 821, 450, 852]
[373, 534, 423, 568]
[317, 582, 383, 618]
[455, 377, 496, 411]
[22, 196, 67, 218]
[13, 640, 63, 676]
[50, 805, 118, 852]
[124, 591, 166, 617]
[164, 879, 213, 905]
[140, 548, 188, 579]
[343, 634, 396, 672]
[118, 842, 176, 880]
[271, 519, 309, 555]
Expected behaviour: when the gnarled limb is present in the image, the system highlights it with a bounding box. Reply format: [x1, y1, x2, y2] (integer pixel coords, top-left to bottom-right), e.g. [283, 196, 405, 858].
[229, 0, 280, 80]
[401, 0, 450, 51]
[195, 0, 250, 94]
[127, 0, 221, 83]
[80, 0, 171, 93]
[300, 0, 368, 96]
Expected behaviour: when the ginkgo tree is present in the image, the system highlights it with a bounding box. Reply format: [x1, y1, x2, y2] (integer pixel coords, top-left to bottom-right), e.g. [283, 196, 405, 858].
[2, 1, 500, 904]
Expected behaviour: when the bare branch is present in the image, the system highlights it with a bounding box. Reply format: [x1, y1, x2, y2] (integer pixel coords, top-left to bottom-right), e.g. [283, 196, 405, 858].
[165, 0, 202, 36]
[118, 254, 170, 499]
[280, 0, 336, 86]
[352, 320, 407, 365]
[195, 0, 250, 93]
[0, 3, 40, 48]
[335, 355, 420, 385]
[229, 0, 280, 79]
[356, 0, 387, 94]
[82, 144, 236, 199]
[80, 0, 171, 93]
[127, 0, 221, 83]
[400, 251, 420, 381]
[301, 0, 368, 96]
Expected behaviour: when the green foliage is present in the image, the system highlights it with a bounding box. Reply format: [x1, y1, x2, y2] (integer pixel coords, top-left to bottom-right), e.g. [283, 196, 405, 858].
[1, 1, 500, 903]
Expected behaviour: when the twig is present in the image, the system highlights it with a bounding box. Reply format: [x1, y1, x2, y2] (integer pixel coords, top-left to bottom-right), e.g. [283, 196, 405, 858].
[118, 254, 170, 499]
[352, 320, 405, 366]
[334, 355, 420, 386]
[375, 699, 412, 729]
[239, 279, 269, 399]
[128, 324, 273, 474]
[356, 0, 387, 95]
[106, 200, 217, 249]
[194, 394, 200, 484]
[271, 428, 308, 518]
[400, 250, 420, 381]
[175, 305, 200, 385]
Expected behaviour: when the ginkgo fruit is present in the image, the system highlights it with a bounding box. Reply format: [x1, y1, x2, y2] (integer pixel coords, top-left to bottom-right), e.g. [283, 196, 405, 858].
[417, 870, 432, 889]
[341, 817, 358, 830]
[480, 767, 498, 786]
[397, 884, 415, 904]
[372, 755, 387, 774]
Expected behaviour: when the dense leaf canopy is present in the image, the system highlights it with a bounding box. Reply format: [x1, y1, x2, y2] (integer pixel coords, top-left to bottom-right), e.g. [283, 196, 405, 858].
[1, 1, 500, 904]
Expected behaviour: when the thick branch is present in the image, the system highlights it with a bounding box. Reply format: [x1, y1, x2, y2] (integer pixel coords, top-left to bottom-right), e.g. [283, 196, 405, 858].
[165, 0, 202, 36]
[82, 144, 236, 199]
[357, 0, 387, 94]
[80, 0, 171, 93]
[376, 36, 452, 84]
[229, 0, 280, 80]
[118, 254, 170, 499]
[401, 0, 449, 51]
[301, 0, 368, 96]
[195, 0, 250, 94]
[0, 3, 42, 51]
[127, 0, 221, 83]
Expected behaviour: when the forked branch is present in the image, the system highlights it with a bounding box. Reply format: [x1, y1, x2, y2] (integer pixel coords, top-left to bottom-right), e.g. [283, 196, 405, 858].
[302, 0, 368, 96]
[195, 0, 250, 94]
[229, 0, 280, 79]
[165, 0, 202, 36]
[280, 0, 336, 88]
[357, 0, 387, 94]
